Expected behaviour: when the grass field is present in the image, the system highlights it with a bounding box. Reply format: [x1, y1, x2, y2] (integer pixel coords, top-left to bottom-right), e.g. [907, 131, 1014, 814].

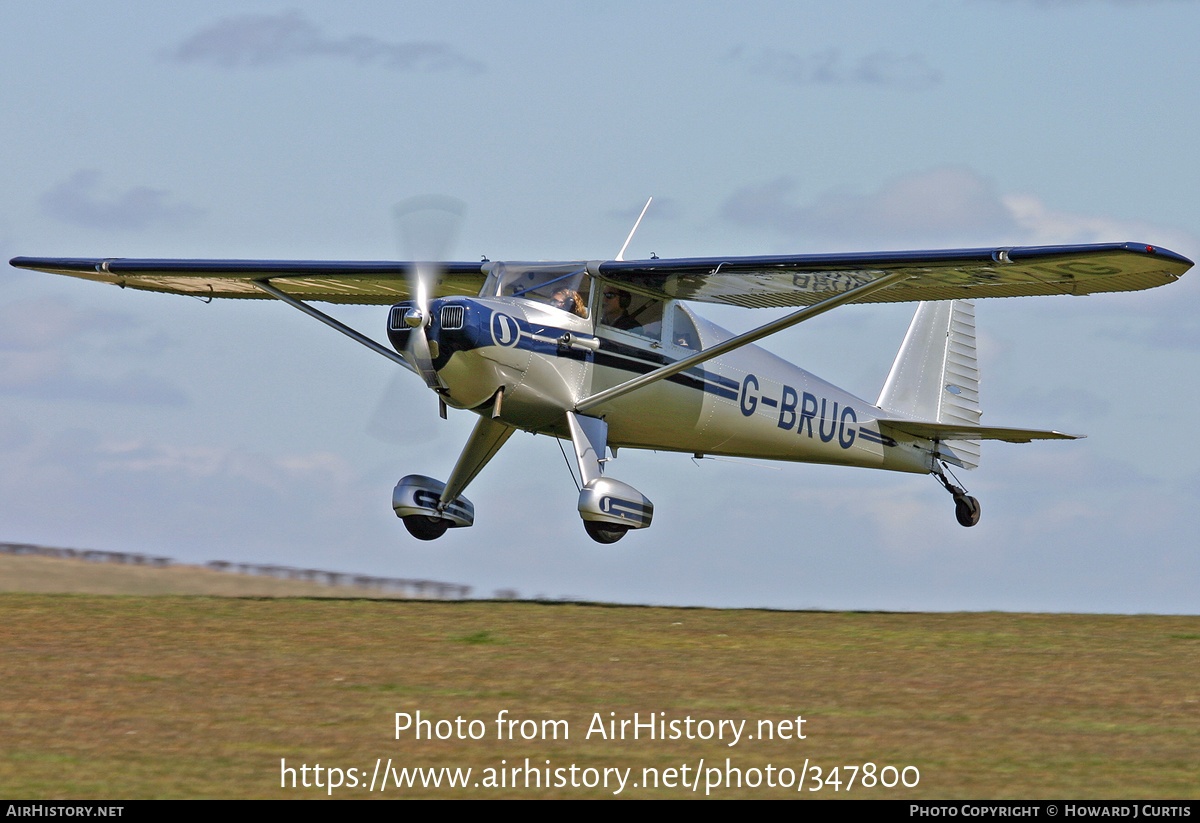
[2, 570, 1197, 798]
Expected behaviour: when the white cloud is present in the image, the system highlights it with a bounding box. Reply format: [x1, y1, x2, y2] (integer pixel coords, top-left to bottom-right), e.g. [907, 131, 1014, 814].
[165, 10, 485, 74]
[730, 46, 941, 89]
[723, 166, 1200, 253]
[95, 439, 356, 498]
[722, 168, 1018, 247]
[988, 0, 1194, 6]
[1003, 193, 1196, 252]
[606, 198, 682, 223]
[0, 297, 134, 351]
[40, 170, 203, 232]
[0, 297, 189, 406]
[798, 483, 957, 558]
[0, 426, 373, 553]
[0, 362, 189, 406]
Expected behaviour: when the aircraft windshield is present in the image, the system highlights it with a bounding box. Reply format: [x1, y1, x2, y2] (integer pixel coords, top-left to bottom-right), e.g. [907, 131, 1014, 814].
[482, 262, 591, 318]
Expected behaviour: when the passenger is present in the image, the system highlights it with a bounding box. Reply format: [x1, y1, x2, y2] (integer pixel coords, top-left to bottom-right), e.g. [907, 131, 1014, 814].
[550, 288, 587, 318]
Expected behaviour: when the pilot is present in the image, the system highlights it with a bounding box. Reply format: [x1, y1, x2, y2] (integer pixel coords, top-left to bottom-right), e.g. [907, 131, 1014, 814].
[550, 288, 587, 318]
[600, 288, 639, 330]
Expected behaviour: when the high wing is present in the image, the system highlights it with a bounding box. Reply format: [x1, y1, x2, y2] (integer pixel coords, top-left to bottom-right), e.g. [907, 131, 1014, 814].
[11, 242, 1191, 307]
[8, 258, 489, 305]
[593, 242, 1192, 308]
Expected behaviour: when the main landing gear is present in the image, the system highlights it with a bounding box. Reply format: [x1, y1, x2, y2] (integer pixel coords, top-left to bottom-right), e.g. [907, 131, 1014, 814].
[393, 475, 475, 540]
[568, 413, 653, 544]
[392, 411, 515, 541]
[933, 463, 981, 528]
[393, 410, 654, 545]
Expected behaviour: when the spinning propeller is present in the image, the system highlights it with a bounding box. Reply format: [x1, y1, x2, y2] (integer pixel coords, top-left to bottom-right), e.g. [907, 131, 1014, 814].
[392, 195, 465, 390]
[365, 196, 466, 443]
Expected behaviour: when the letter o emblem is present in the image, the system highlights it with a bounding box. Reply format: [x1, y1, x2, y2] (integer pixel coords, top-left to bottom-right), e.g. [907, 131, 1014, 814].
[491, 313, 520, 347]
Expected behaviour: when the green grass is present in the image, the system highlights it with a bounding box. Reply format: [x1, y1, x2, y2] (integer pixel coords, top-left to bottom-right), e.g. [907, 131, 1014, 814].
[1, 594, 1198, 798]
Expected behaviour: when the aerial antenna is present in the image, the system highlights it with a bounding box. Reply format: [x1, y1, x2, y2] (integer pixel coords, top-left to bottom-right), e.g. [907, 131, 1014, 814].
[615, 197, 653, 262]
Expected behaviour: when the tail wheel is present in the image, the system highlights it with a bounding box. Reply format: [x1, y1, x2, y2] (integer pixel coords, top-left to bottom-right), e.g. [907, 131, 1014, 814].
[584, 520, 629, 544]
[403, 515, 451, 541]
[954, 495, 981, 528]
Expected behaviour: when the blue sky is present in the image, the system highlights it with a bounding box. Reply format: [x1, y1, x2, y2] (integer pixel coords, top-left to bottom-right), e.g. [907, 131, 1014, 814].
[2, 1, 1198, 611]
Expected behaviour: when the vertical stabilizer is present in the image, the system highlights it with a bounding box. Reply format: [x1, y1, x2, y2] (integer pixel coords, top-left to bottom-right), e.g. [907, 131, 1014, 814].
[877, 300, 981, 468]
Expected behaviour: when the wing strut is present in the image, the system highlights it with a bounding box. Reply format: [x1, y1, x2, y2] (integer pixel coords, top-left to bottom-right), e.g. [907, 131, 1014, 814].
[252, 279, 413, 372]
[574, 270, 911, 413]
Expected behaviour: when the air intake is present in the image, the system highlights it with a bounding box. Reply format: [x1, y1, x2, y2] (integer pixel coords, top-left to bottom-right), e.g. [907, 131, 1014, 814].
[440, 305, 465, 330]
[388, 305, 409, 332]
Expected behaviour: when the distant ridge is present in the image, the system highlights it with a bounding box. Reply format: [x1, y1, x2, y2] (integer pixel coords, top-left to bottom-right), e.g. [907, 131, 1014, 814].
[0, 541, 470, 599]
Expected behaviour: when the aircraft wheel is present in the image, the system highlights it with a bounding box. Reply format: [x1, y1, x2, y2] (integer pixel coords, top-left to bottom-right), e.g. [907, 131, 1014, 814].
[403, 515, 451, 541]
[584, 520, 629, 544]
[954, 495, 981, 528]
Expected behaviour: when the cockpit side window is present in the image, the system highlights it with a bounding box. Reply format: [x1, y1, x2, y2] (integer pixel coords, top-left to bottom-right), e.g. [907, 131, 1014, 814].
[671, 304, 700, 350]
[597, 286, 663, 342]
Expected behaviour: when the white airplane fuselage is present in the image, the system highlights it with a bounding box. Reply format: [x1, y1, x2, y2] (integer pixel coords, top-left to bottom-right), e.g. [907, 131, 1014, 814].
[389, 295, 933, 476]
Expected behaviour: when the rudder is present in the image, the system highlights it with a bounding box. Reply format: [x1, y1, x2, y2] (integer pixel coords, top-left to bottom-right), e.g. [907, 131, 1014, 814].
[877, 300, 981, 469]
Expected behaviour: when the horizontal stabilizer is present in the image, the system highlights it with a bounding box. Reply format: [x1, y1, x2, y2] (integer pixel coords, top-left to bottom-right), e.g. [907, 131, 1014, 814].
[878, 419, 1083, 443]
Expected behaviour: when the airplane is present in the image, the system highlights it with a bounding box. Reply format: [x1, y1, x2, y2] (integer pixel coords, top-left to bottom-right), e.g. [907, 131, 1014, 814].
[11, 209, 1192, 543]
